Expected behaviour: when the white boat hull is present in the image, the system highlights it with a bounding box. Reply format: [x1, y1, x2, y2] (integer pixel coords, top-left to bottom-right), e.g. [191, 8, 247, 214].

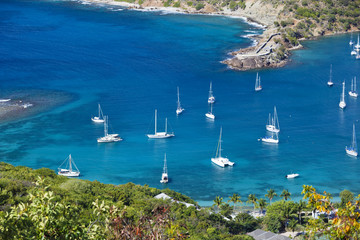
[147, 132, 174, 139]
[97, 136, 122, 143]
[255, 87, 262, 91]
[261, 137, 279, 144]
[286, 173, 299, 179]
[351, 51, 357, 56]
[349, 91, 358, 98]
[160, 173, 168, 183]
[58, 170, 80, 177]
[176, 108, 184, 115]
[339, 101, 346, 109]
[327, 81, 334, 86]
[0, 99, 11, 102]
[205, 113, 215, 119]
[346, 147, 358, 157]
[266, 124, 280, 133]
[211, 157, 234, 167]
[91, 117, 105, 123]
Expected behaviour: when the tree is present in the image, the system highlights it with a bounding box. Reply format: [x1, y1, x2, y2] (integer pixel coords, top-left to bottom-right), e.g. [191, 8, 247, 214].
[295, 200, 307, 225]
[339, 189, 354, 207]
[280, 189, 291, 201]
[257, 198, 267, 215]
[247, 194, 257, 211]
[302, 185, 360, 239]
[265, 189, 277, 204]
[213, 196, 223, 212]
[228, 193, 242, 212]
[288, 218, 298, 233]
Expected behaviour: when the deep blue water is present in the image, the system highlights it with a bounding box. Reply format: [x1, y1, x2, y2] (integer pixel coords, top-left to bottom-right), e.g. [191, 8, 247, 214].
[1, 0, 360, 205]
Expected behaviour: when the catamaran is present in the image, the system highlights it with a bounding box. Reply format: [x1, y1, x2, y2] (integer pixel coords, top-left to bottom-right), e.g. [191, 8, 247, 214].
[339, 81, 346, 109]
[346, 124, 358, 157]
[211, 127, 234, 167]
[160, 153, 169, 183]
[176, 87, 184, 115]
[349, 77, 358, 97]
[91, 103, 105, 123]
[327, 64, 334, 86]
[208, 82, 215, 104]
[266, 106, 280, 133]
[147, 109, 175, 139]
[255, 72, 262, 91]
[205, 103, 215, 120]
[262, 131, 279, 144]
[97, 116, 122, 143]
[58, 154, 80, 177]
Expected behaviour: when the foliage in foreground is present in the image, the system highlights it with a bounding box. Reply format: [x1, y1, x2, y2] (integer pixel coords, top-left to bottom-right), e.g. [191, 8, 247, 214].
[0, 162, 256, 239]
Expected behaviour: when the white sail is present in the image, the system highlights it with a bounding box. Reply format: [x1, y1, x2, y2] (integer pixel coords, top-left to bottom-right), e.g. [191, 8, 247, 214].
[339, 81, 346, 109]
[147, 109, 175, 139]
[346, 124, 358, 157]
[211, 127, 234, 167]
[176, 87, 184, 115]
[58, 154, 80, 177]
[266, 106, 280, 133]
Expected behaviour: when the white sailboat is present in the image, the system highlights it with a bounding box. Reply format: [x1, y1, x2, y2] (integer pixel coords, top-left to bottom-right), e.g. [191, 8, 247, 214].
[286, 173, 299, 179]
[349, 33, 354, 46]
[205, 103, 215, 120]
[346, 124, 358, 157]
[58, 154, 80, 177]
[160, 153, 169, 183]
[97, 116, 122, 143]
[355, 34, 360, 51]
[261, 131, 279, 144]
[255, 72, 262, 91]
[351, 48, 357, 56]
[208, 82, 215, 104]
[91, 103, 105, 123]
[147, 109, 175, 139]
[266, 106, 280, 133]
[339, 81, 346, 109]
[349, 77, 358, 97]
[211, 127, 234, 167]
[327, 64, 334, 86]
[176, 86, 184, 115]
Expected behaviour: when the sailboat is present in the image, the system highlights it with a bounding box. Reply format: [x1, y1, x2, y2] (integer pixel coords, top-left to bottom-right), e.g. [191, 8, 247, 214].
[255, 72, 262, 91]
[261, 131, 279, 144]
[211, 127, 234, 167]
[339, 81, 346, 109]
[346, 124, 358, 157]
[349, 33, 354, 46]
[160, 153, 169, 183]
[355, 34, 360, 51]
[349, 77, 358, 97]
[91, 103, 105, 123]
[327, 64, 334, 86]
[266, 106, 280, 133]
[205, 103, 215, 120]
[147, 109, 175, 139]
[208, 82, 215, 104]
[176, 87, 184, 115]
[58, 154, 80, 177]
[97, 116, 122, 143]
[351, 48, 357, 56]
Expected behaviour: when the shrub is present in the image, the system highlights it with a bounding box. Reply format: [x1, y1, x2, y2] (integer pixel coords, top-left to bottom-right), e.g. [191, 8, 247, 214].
[195, 3, 205, 10]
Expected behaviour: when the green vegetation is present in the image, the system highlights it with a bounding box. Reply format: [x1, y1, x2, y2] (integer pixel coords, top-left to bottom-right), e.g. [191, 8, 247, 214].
[195, 3, 205, 10]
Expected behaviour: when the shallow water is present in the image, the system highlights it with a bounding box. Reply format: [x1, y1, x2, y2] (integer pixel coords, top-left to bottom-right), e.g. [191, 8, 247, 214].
[1, 0, 360, 205]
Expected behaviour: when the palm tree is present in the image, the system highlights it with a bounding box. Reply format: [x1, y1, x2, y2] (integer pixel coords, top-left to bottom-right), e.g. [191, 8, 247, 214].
[280, 189, 291, 201]
[247, 194, 257, 211]
[213, 196, 223, 213]
[265, 189, 277, 205]
[228, 193, 241, 213]
[296, 200, 307, 225]
[288, 218, 298, 233]
[257, 198, 267, 215]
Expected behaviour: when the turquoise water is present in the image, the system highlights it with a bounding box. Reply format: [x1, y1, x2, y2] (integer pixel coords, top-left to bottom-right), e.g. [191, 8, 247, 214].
[1, 0, 360, 205]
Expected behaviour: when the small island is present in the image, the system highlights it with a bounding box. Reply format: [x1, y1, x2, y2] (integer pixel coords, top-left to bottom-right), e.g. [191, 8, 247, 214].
[85, 0, 360, 70]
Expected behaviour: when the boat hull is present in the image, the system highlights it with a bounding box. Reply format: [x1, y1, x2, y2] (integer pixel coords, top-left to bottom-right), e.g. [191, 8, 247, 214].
[286, 173, 299, 179]
[147, 132, 174, 139]
[255, 87, 262, 91]
[91, 117, 105, 123]
[58, 171, 80, 177]
[261, 137, 279, 144]
[346, 147, 358, 157]
[97, 136, 122, 143]
[208, 97, 215, 104]
[176, 108, 184, 115]
[160, 173, 168, 183]
[211, 157, 234, 167]
[339, 101, 346, 109]
[205, 113, 215, 119]
[327, 81, 334, 86]
[349, 91, 358, 97]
